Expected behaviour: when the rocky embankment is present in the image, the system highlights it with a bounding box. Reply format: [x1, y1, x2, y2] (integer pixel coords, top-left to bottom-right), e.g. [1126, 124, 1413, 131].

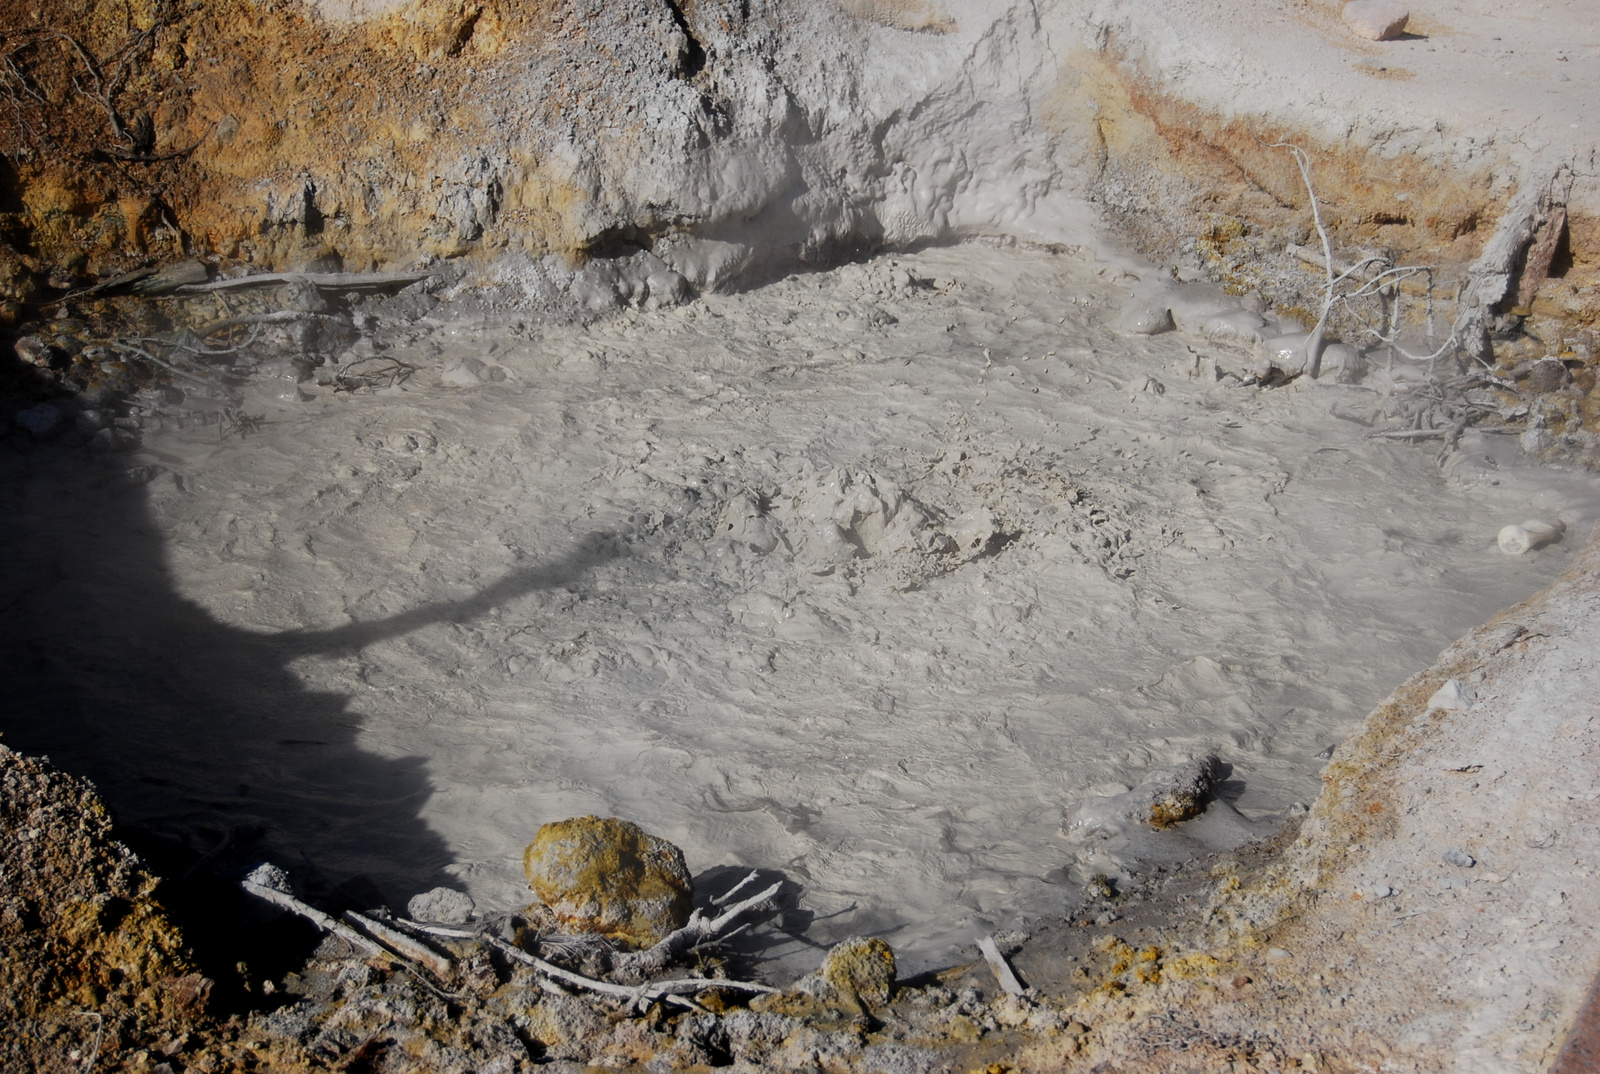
[1, 0, 1596, 319]
[0, 742, 210, 1072]
[4, 0, 1597, 455]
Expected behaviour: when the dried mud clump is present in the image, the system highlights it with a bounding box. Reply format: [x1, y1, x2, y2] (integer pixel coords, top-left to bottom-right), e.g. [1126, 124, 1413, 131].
[0, 739, 206, 1072]
[1141, 754, 1222, 829]
[522, 814, 693, 948]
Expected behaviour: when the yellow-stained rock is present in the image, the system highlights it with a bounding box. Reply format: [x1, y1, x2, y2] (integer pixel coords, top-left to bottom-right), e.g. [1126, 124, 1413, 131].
[820, 936, 896, 1007]
[522, 816, 692, 949]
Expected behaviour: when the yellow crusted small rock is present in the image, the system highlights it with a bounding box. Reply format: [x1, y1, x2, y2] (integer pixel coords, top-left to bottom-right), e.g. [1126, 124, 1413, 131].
[522, 816, 692, 949]
[820, 936, 897, 1007]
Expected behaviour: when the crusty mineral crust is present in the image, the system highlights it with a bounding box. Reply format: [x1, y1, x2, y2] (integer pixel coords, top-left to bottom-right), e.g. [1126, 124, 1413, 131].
[0, 741, 206, 1072]
[821, 936, 898, 1007]
[522, 815, 694, 949]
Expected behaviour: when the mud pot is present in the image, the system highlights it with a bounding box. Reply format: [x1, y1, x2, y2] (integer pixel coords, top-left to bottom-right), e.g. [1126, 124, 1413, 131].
[7, 241, 1595, 979]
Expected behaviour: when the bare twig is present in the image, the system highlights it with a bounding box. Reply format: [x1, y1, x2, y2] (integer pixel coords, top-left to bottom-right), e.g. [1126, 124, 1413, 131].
[394, 918, 481, 941]
[709, 870, 764, 908]
[483, 934, 779, 1008]
[176, 270, 434, 295]
[74, 1010, 103, 1074]
[240, 877, 387, 959]
[1269, 142, 1458, 377]
[106, 341, 226, 389]
[240, 871, 461, 1000]
[1268, 142, 1338, 378]
[197, 310, 347, 338]
[343, 910, 454, 979]
[1367, 428, 1446, 441]
[609, 874, 782, 980]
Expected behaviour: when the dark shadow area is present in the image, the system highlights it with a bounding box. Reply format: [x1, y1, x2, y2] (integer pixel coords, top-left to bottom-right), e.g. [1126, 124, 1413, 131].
[0, 384, 616, 999]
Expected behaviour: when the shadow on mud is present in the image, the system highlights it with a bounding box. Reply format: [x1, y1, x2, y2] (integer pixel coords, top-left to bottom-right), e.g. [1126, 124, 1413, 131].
[0, 381, 616, 995]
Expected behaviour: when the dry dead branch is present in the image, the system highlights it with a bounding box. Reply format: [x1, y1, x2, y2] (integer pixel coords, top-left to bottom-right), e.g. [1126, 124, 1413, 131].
[343, 910, 454, 979]
[176, 271, 434, 296]
[197, 310, 348, 339]
[608, 873, 783, 980]
[1269, 142, 1458, 377]
[1453, 164, 1575, 361]
[484, 935, 779, 1012]
[240, 874, 387, 959]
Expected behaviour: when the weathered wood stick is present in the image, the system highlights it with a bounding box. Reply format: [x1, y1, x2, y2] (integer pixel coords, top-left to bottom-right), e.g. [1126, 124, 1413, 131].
[344, 910, 454, 979]
[484, 935, 778, 1002]
[197, 310, 348, 337]
[977, 935, 1026, 996]
[240, 878, 386, 959]
[710, 870, 763, 908]
[1368, 428, 1446, 441]
[175, 271, 433, 295]
[610, 876, 782, 979]
[394, 918, 480, 941]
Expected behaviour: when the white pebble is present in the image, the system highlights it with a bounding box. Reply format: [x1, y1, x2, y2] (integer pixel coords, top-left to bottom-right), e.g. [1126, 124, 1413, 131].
[1426, 678, 1475, 711]
[1343, 0, 1410, 40]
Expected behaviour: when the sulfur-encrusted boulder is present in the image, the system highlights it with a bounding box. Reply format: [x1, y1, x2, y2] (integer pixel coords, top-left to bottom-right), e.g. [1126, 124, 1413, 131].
[522, 816, 693, 949]
[820, 937, 897, 1007]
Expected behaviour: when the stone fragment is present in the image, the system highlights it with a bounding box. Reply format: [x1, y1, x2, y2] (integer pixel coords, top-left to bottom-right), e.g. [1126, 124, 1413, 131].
[1520, 426, 1554, 455]
[13, 404, 62, 436]
[1254, 334, 1312, 378]
[1199, 309, 1268, 345]
[1442, 847, 1475, 868]
[406, 886, 475, 924]
[523, 816, 692, 948]
[1343, 1, 1410, 41]
[440, 356, 488, 387]
[1064, 754, 1224, 837]
[1134, 754, 1223, 828]
[1115, 294, 1174, 335]
[14, 335, 57, 368]
[820, 936, 897, 1007]
[1526, 357, 1569, 393]
[1426, 678, 1475, 711]
[521, 992, 608, 1060]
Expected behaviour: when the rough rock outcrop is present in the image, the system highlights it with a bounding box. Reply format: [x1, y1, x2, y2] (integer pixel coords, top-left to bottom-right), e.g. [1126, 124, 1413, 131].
[820, 936, 898, 1007]
[1, 0, 1593, 339]
[0, 740, 205, 1072]
[522, 815, 693, 948]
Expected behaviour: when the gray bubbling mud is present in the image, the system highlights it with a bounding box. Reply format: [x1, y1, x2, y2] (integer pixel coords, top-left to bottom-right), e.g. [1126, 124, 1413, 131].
[19, 243, 1600, 977]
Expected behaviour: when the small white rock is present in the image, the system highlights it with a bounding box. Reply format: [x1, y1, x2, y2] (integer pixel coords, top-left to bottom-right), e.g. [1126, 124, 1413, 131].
[407, 886, 476, 924]
[1519, 427, 1554, 455]
[1426, 678, 1475, 711]
[1115, 297, 1174, 335]
[1343, 0, 1410, 41]
[441, 357, 487, 387]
